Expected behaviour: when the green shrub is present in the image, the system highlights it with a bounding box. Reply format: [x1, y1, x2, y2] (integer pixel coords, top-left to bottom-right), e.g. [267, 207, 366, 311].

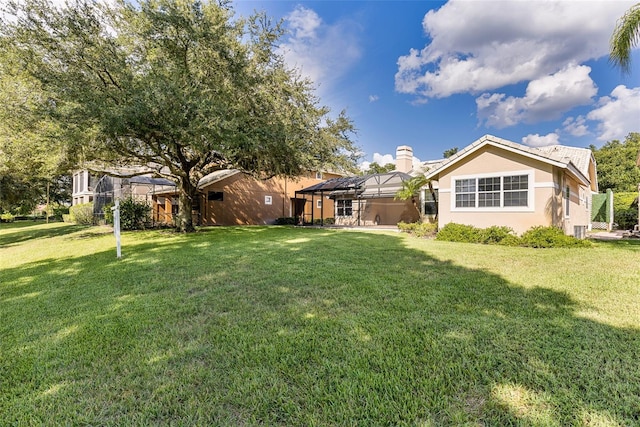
[498, 234, 522, 247]
[275, 217, 297, 225]
[613, 192, 638, 230]
[313, 217, 335, 225]
[103, 203, 114, 225]
[397, 221, 416, 234]
[415, 222, 437, 238]
[520, 226, 590, 248]
[436, 223, 483, 243]
[118, 198, 152, 230]
[480, 226, 517, 245]
[398, 221, 437, 238]
[68, 203, 96, 225]
[1, 212, 15, 223]
[50, 204, 69, 221]
[62, 214, 72, 223]
[436, 223, 589, 248]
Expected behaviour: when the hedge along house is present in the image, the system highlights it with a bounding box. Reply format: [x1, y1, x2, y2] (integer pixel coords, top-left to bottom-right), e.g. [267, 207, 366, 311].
[423, 134, 598, 237]
[151, 170, 340, 226]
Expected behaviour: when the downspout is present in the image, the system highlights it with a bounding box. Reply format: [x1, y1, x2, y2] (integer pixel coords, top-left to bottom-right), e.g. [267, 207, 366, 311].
[311, 193, 315, 225]
[283, 177, 287, 218]
[321, 190, 325, 226]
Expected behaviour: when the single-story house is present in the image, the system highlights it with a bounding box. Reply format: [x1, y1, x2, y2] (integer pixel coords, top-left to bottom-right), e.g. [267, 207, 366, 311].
[423, 134, 598, 236]
[152, 170, 340, 226]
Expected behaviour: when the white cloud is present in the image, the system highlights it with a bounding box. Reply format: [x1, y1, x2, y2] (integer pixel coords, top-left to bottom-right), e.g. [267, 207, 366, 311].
[476, 65, 597, 128]
[587, 85, 640, 142]
[278, 6, 361, 96]
[372, 153, 394, 165]
[368, 95, 379, 103]
[562, 116, 590, 137]
[522, 133, 560, 148]
[396, 0, 634, 99]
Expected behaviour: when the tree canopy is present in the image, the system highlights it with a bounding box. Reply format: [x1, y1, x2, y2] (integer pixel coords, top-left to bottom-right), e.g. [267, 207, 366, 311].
[442, 147, 458, 158]
[2, 0, 358, 231]
[0, 39, 71, 213]
[363, 162, 395, 175]
[590, 132, 640, 192]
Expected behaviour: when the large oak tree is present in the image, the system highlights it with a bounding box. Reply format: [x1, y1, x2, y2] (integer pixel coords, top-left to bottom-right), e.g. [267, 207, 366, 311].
[2, 0, 358, 231]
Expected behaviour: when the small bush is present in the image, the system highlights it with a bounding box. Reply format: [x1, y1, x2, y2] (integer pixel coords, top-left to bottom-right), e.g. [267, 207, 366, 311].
[69, 203, 96, 225]
[275, 217, 297, 225]
[51, 204, 69, 221]
[1, 212, 15, 223]
[313, 217, 335, 225]
[103, 203, 114, 224]
[498, 234, 522, 247]
[62, 214, 72, 223]
[118, 198, 152, 230]
[520, 226, 590, 248]
[480, 226, 517, 245]
[397, 221, 416, 234]
[436, 223, 483, 243]
[398, 221, 437, 238]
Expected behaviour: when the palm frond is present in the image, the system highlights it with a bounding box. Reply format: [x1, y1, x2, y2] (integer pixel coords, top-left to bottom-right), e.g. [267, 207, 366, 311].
[610, 3, 640, 74]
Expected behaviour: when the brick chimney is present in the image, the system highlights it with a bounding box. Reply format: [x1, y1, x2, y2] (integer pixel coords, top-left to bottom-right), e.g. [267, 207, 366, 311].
[396, 145, 413, 173]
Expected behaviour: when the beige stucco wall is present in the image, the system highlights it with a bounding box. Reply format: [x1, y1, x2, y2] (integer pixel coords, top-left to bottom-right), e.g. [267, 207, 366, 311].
[436, 145, 591, 236]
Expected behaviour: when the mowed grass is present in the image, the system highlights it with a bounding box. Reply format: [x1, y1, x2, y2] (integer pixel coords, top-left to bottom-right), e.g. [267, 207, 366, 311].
[1, 222, 639, 426]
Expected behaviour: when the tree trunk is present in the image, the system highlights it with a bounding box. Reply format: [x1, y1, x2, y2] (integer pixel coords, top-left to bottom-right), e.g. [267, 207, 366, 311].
[176, 178, 196, 232]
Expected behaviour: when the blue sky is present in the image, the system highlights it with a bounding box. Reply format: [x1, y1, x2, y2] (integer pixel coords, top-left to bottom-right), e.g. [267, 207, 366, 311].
[233, 0, 640, 167]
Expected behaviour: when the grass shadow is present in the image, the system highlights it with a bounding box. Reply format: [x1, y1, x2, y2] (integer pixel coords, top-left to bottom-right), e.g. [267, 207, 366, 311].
[1, 225, 639, 425]
[0, 221, 90, 248]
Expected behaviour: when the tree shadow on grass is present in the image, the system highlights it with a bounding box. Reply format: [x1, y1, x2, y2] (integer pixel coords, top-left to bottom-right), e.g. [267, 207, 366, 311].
[0, 226, 639, 425]
[0, 221, 91, 248]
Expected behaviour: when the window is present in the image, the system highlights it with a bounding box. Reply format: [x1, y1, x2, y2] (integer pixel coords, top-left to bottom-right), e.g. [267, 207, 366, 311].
[316, 199, 322, 209]
[424, 189, 438, 215]
[264, 195, 272, 205]
[478, 177, 500, 207]
[337, 199, 352, 216]
[315, 172, 323, 180]
[503, 175, 528, 207]
[455, 179, 476, 208]
[454, 174, 529, 209]
[565, 186, 570, 216]
[208, 191, 223, 201]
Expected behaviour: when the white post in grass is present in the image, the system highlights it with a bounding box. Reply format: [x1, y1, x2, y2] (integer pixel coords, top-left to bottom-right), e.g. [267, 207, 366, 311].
[111, 199, 122, 259]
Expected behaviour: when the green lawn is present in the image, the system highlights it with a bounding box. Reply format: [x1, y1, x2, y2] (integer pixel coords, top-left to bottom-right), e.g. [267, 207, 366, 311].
[1, 222, 639, 426]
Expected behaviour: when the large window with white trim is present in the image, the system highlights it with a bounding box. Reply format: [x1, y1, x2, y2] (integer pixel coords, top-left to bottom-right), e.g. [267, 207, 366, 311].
[454, 173, 529, 209]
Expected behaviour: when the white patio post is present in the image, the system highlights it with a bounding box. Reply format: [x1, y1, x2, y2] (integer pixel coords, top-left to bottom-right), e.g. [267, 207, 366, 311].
[111, 199, 121, 259]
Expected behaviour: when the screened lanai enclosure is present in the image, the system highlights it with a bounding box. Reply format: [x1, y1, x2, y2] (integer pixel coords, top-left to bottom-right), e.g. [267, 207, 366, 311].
[294, 171, 421, 226]
[93, 175, 176, 223]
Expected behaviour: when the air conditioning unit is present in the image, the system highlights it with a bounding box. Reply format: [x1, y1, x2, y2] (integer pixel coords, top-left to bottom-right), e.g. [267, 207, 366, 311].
[574, 225, 586, 239]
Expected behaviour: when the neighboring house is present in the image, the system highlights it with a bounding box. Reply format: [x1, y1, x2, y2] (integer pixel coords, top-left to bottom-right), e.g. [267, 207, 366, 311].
[423, 134, 598, 236]
[152, 170, 339, 226]
[92, 175, 175, 220]
[294, 146, 421, 226]
[71, 170, 99, 205]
